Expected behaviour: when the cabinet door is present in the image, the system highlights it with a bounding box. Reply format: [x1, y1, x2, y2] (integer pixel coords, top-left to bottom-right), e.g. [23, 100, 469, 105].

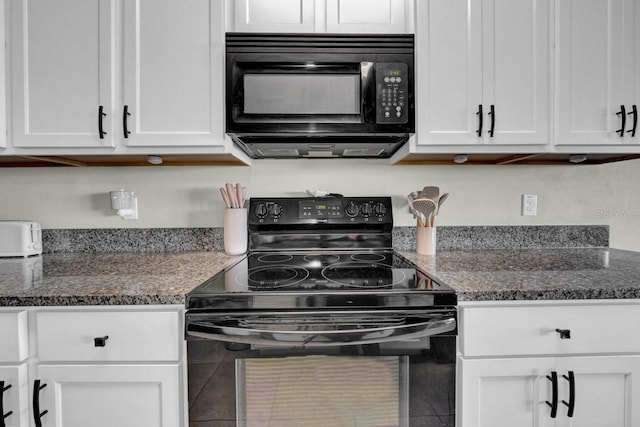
[0, 0, 6, 149]
[0, 365, 28, 427]
[555, 0, 638, 145]
[482, 0, 550, 145]
[35, 364, 182, 427]
[555, 356, 640, 427]
[458, 357, 556, 427]
[10, 0, 116, 149]
[621, 0, 640, 142]
[416, 0, 548, 147]
[122, 0, 225, 147]
[233, 0, 315, 32]
[325, 0, 410, 33]
[414, 0, 483, 146]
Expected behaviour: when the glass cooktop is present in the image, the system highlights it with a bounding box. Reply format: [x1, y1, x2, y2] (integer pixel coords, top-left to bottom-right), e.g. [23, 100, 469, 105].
[186, 251, 456, 311]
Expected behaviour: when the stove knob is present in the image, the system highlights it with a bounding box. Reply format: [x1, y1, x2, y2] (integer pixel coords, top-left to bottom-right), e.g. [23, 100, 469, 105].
[255, 203, 268, 218]
[360, 203, 372, 217]
[345, 201, 359, 217]
[374, 202, 387, 217]
[270, 203, 283, 218]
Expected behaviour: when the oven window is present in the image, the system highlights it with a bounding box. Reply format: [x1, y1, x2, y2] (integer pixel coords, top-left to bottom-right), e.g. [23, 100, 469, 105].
[243, 74, 361, 115]
[236, 355, 408, 427]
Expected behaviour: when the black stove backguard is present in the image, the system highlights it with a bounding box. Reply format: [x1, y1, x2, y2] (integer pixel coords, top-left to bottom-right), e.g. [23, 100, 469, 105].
[248, 196, 394, 251]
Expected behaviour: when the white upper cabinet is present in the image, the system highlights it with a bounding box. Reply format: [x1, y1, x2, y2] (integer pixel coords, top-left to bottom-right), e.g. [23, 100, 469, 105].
[10, 0, 116, 149]
[233, 0, 316, 32]
[9, 0, 230, 153]
[0, 0, 6, 149]
[415, 0, 550, 147]
[555, 0, 640, 145]
[122, 0, 225, 147]
[325, 0, 410, 33]
[231, 0, 413, 33]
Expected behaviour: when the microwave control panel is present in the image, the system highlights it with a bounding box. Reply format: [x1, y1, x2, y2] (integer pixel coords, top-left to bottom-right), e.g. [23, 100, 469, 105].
[376, 62, 408, 124]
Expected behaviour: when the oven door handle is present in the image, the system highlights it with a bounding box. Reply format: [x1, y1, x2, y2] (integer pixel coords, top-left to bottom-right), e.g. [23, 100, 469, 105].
[187, 316, 456, 347]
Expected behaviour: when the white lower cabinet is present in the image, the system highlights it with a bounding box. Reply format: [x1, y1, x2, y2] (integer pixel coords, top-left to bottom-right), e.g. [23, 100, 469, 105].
[0, 306, 186, 427]
[0, 365, 28, 427]
[34, 364, 181, 427]
[459, 355, 640, 427]
[458, 300, 640, 427]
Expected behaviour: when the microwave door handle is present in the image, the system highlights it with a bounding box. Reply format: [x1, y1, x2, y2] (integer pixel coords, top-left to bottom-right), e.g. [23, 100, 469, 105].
[187, 317, 456, 347]
[360, 62, 376, 124]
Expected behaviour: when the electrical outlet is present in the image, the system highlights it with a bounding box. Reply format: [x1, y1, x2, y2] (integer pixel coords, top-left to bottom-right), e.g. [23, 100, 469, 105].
[521, 194, 537, 216]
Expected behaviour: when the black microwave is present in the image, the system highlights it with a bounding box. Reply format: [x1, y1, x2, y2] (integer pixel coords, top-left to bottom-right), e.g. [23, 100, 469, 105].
[226, 33, 415, 159]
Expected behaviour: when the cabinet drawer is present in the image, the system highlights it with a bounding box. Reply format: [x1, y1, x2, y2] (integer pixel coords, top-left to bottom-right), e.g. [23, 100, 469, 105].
[36, 310, 181, 362]
[0, 311, 28, 362]
[460, 302, 640, 357]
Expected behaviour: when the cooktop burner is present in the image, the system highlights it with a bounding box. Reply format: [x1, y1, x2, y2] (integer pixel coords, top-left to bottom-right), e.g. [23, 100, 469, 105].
[321, 262, 402, 288]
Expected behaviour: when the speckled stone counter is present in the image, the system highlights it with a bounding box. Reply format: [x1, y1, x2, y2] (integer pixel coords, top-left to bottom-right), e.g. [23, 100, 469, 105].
[0, 223, 634, 306]
[0, 252, 240, 306]
[398, 248, 640, 301]
[3, 248, 639, 307]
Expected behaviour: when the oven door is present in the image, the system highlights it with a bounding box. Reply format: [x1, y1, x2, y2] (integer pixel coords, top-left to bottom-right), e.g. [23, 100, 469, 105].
[186, 309, 456, 427]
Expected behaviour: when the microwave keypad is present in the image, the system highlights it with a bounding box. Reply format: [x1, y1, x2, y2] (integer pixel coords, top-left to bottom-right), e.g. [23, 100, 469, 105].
[376, 63, 408, 124]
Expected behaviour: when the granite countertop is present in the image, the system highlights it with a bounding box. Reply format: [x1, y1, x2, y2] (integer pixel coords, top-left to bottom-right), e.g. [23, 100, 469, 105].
[2, 248, 640, 306]
[398, 248, 640, 301]
[0, 252, 240, 306]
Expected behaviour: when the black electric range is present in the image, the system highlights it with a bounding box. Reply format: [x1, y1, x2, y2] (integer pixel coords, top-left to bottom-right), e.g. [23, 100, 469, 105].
[186, 196, 457, 427]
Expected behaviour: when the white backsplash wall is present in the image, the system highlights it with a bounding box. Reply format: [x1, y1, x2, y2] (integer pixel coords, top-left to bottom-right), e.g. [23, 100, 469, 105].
[1, 158, 639, 251]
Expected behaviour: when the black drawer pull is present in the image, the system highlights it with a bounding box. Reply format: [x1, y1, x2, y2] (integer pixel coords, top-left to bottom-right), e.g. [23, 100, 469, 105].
[94, 335, 109, 347]
[488, 104, 495, 137]
[628, 105, 637, 137]
[1, 381, 13, 427]
[562, 371, 576, 417]
[546, 371, 558, 418]
[33, 380, 48, 427]
[123, 105, 131, 138]
[616, 105, 626, 136]
[98, 105, 107, 139]
[555, 328, 571, 339]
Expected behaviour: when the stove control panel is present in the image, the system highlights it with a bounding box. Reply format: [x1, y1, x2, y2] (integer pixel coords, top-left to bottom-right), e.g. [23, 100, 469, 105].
[249, 197, 393, 225]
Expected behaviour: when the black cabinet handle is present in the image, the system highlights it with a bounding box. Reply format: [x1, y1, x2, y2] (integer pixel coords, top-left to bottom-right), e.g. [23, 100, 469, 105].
[1, 381, 13, 427]
[476, 104, 483, 136]
[616, 105, 626, 136]
[98, 105, 107, 139]
[546, 371, 558, 418]
[628, 105, 638, 137]
[562, 371, 576, 417]
[488, 104, 495, 137]
[123, 105, 131, 139]
[94, 335, 109, 347]
[555, 328, 571, 339]
[33, 380, 48, 427]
